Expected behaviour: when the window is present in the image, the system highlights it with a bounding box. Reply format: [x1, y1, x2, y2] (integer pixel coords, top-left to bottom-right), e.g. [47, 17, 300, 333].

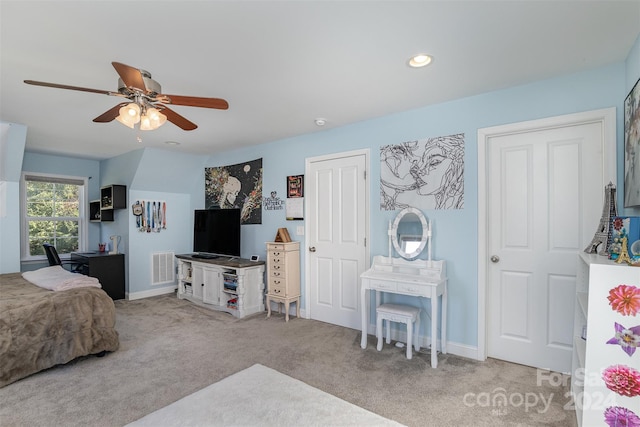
[21, 173, 88, 259]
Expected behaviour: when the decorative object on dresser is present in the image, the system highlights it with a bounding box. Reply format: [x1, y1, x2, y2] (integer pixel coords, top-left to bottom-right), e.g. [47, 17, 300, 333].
[265, 241, 300, 321]
[608, 216, 640, 264]
[176, 254, 265, 319]
[274, 227, 292, 243]
[584, 182, 617, 255]
[360, 207, 447, 368]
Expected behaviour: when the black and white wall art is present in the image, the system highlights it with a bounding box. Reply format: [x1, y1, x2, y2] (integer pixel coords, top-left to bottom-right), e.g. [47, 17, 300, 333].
[380, 133, 464, 211]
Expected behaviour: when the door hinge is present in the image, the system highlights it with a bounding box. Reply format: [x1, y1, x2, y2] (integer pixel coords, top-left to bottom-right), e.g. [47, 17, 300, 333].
[364, 237, 366, 247]
[364, 170, 367, 180]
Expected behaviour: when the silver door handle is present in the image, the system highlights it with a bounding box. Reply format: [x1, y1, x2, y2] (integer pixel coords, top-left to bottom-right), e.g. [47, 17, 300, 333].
[309, 246, 316, 252]
[491, 255, 500, 263]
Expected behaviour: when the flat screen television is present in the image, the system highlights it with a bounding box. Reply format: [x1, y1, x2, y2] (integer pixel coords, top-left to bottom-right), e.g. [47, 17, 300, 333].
[193, 208, 241, 258]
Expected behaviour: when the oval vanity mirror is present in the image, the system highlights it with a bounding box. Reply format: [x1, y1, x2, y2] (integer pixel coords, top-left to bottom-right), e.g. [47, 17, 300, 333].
[391, 207, 429, 260]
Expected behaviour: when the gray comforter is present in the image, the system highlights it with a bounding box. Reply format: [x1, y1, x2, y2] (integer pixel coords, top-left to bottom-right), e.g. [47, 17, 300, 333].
[0, 272, 119, 387]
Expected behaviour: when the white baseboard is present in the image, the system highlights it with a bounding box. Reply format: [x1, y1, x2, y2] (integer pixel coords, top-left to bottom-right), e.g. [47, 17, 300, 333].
[366, 322, 481, 361]
[128, 285, 177, 300]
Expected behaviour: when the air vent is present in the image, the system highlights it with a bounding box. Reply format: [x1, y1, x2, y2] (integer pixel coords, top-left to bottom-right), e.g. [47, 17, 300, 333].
[152, 251, 175, 285]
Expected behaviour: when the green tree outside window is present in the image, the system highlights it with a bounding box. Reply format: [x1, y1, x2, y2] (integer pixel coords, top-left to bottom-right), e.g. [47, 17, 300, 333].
[25, 180, 81, 256]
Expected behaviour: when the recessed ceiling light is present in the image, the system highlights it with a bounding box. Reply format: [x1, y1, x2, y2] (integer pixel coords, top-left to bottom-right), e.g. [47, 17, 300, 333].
[314, 118, 326, 126]
[165, 141, 181, 146]
[408, 54, 433, 68]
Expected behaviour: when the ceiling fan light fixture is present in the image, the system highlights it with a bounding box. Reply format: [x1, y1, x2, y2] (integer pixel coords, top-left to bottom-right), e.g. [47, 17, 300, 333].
[139, 107, 167, 131]
[116, 102, 140, 128]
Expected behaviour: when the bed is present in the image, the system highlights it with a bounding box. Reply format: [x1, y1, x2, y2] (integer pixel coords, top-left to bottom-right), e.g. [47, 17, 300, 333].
[0, 271, 119, 387]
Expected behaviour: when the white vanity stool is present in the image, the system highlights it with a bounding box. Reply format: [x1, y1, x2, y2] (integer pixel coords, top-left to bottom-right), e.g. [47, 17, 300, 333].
[376, 303, 420, 359]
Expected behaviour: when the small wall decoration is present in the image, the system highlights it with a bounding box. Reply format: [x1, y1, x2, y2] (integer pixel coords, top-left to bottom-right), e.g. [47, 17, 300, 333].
[205, 158, 263, 224]
[604, 406, 640, 427]
[133, 200, 166, 232]
[286, 175, 304, 220]
[624, 78, 640, 207]
[608, 284, 640, 317]
[380, 133, 464, 211]
[287, 175, 304, 197]
[606, 322, 640, 357]
[602, 364, 640, 397]
[263, 191, 284, 211]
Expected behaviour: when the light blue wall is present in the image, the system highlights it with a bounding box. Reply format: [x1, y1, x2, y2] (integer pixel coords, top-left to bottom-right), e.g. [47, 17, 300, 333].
[100, 148, 207, 296]
[207, 62, 629, 348]
[7, 37, 638, 349]
[0, 123, 26, 273]
[128, 190, 192, 295]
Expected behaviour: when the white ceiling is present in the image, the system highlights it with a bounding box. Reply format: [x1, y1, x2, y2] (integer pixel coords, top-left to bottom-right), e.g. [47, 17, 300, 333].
[1, 1, 638, 160]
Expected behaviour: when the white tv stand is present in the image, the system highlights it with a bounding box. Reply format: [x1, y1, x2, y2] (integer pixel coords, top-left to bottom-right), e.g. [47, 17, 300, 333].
[176, 254, 265, 318]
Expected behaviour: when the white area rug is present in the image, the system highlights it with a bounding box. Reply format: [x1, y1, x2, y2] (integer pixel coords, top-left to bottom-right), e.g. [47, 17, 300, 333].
[127, 364, 404, 427]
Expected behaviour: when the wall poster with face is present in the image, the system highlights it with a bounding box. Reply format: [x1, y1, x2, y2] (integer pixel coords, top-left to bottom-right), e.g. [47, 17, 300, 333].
[205, 158, 263, 224]
[624, 78, 640, 208]
[380, 133, 464, 211]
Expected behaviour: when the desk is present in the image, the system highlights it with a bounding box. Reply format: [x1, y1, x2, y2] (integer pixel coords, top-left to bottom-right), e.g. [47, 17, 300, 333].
[71, 252, 125, 300]
[360, 255, 447, 368]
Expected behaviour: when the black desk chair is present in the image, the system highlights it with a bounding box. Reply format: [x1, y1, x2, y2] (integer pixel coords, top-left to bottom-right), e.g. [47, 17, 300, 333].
[43, 243, 85, 273]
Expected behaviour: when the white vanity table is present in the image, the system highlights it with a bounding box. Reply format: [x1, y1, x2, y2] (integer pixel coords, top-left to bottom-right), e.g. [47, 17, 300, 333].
[359, 207, 448, 368]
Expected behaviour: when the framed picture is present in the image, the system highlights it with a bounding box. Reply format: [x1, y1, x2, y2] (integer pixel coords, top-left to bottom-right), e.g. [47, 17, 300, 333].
[624, 78, 640, 207]
[287, 175, 304, 198]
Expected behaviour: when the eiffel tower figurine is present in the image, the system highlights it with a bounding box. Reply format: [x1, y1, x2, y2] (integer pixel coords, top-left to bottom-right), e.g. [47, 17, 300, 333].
[584, 182, 617, 255]
[616, 236, 632, 264]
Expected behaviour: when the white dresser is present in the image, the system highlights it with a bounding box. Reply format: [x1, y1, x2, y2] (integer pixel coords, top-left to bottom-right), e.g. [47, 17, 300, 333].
[571, 252, 640, 426]
[175, 254, 265, 319]
[265, 241, 301, 321]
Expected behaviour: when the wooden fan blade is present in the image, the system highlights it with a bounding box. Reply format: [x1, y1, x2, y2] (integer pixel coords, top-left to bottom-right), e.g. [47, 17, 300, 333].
[112, 62, 147, 92]
[160, 106, 198, 130]
[93, 103, 129, 123]
[24, 80, 115, 96]
[159, 94, 229, 110]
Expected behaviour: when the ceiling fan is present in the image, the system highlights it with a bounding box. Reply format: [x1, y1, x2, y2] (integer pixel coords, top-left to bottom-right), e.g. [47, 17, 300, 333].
[24, 61, 229, 131]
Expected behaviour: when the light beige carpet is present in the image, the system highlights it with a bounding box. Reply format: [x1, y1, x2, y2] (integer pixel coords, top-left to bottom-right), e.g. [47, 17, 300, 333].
[126, 364, 404, 427]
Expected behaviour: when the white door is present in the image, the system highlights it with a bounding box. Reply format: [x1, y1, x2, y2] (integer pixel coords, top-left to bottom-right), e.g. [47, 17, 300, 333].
[306, 150, 368, 330]
[486, 120, 608, 373]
